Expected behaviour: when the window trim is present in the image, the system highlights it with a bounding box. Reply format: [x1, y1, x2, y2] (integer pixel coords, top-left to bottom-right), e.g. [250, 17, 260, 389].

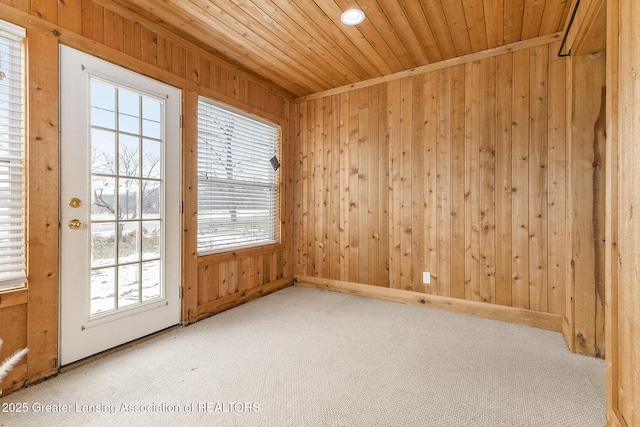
[196, 96, 282, 255]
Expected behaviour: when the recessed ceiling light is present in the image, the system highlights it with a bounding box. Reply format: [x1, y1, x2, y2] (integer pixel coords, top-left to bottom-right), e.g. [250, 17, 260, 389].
[341, 8, 365, 26]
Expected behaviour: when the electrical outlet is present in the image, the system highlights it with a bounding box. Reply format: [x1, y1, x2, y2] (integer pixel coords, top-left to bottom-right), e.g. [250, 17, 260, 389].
[423, 272, 431, 284]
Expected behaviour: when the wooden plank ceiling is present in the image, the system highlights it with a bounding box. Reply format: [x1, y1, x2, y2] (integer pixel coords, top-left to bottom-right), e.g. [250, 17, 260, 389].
[98, 0, 572, 97]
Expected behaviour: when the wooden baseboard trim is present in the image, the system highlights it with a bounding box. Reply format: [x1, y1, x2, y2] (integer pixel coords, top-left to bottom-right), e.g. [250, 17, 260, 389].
[196, 276, 294, 321]
[295, 275, 563, 332]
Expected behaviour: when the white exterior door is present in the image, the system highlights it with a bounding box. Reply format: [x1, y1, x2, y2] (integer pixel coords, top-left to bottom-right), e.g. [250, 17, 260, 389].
[59, 46, 181, 365]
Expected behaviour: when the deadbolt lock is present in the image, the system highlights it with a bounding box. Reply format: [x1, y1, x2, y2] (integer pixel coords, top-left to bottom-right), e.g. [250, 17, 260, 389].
[69, 198, 82, 208]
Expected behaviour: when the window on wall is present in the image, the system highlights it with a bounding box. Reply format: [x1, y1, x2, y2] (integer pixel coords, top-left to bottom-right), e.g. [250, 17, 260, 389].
[197, 97, 281, 254]
[0, 20, 26, 290]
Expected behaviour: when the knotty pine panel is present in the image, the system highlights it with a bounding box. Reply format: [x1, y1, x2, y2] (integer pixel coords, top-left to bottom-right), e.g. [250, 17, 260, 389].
[25, 29, 60, 384]
[80, 0, 104, 44]
[295, 41, 569, 315]
[464, 60, 481, 302]
[0, 292, 27, 395]
[546, 48, 568, 317]
[568, 52, 606, 358]
[511, 48, 531, 309]
[607, 0, 640, 423]
[494, 53, 514, 307]
[196, 247, 291, 321]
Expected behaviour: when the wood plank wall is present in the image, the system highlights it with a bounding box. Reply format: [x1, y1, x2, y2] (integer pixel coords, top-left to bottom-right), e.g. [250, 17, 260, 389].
[295, 40, 570, 316]
[566, 52, 606, 358]
[0, 0, 294, 395]
[607, 0, 640, 424]
[559, 0, 607, 360]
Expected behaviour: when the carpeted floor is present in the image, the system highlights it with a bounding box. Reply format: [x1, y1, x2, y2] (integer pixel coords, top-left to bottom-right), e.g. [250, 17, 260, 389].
[0, 286, 605, 426]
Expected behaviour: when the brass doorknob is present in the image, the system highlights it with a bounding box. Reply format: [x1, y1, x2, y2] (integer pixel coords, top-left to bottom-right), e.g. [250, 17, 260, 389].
[68, 219, 84, 229]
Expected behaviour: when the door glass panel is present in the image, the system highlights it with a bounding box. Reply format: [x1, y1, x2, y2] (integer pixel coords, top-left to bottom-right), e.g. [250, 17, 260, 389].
[142, 260, 161, 301]
[142, 220, 161, 260]
[91, 129, 116, 174]
[118, 222, 140, 263]
[118, 264, 140, 308]
[142, 97, 162, 139]
[142, 139, 162, 179]
[142, 180, 161, 218]
[92, 222, 116, 267]
[91, 267, 115, 315]
[90, 80, 116, 129]
[89, 77, 164, 317]
[119, 134, 141, 177]
[118, 178, 140, 220]
[92, 176, 116, 221]
[118, 88, 141, 134]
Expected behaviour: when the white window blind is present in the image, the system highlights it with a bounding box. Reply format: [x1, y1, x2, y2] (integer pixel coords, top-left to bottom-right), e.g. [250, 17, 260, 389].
[0, 20, 26, 290]
[197, 97, 281, 253]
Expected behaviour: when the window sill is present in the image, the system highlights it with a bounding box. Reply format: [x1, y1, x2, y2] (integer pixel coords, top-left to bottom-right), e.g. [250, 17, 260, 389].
[197, 243, 285, 266]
